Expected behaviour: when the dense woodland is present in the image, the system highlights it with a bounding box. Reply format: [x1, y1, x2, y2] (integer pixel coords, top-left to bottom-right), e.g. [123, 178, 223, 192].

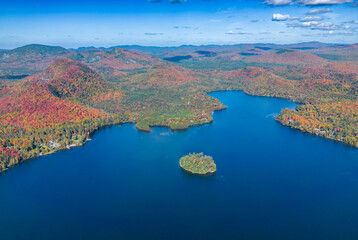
[1, 43, 358, 172]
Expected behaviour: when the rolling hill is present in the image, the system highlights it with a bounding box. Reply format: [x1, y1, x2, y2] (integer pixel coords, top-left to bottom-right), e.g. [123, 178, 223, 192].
[0, 44, 72, 77]
[246, 49, 329, 66]
[1, 42, 358, 172]
[0, 58, 112, 170]
[27, 57, 111, 103]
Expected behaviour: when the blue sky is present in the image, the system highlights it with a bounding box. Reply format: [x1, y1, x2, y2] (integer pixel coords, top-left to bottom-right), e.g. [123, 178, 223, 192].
[0, 0, 357, 49]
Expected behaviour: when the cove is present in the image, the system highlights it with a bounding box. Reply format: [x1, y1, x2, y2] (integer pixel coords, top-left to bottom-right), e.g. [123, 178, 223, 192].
[1, 91, 358, 240]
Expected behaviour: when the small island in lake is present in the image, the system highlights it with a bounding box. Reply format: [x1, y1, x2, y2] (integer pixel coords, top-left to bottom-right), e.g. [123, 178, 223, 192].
[179, 153, 216, 175]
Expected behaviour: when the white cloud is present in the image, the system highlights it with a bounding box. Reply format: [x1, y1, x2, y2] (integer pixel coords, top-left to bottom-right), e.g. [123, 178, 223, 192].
[272, 13, 292, 21]
[299, 16, 323, 21]
[297, 0, 354, 5]
[287, 21, 320, 27]
[264, 0, 292, 5]
[287, 21, 339, 30]
[272, 14, 326, 23]
[226, 30, 251, 35]
[303, 31, 355, 37]
[311, 22, 336, 30]
[306, 8, 332, 14]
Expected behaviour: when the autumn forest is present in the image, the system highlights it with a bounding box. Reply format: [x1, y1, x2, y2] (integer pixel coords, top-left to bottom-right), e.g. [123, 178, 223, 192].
[1, 42, 358, 172]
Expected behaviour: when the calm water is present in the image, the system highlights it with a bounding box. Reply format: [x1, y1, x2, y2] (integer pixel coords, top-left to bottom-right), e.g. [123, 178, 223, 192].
[1, 91, 358, 240]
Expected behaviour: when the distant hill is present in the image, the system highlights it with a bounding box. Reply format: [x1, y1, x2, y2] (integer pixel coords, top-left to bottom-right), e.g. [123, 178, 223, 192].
[246, 49, 329, 66]
[74, 47, 162, 81]
[128, 62, 199, 87]
[225, 66, 293, 90]
[9, 44, 69, 55]
[0, 44, 72, 77]
[2, 43, 356, 80]
[284, 41, 335, 50]
[308, 44, 358, 62]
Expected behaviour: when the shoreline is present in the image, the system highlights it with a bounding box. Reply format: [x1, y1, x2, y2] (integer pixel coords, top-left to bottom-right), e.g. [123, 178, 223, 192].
[179, 162, 216, 176]
[1, 90, 356, 174]
[0, 122, 117, 174]
[0, 139, 90, 174]
[276, 119, 358, 149]
[135, 105, 227, 133]
[0, 105, 228, 174]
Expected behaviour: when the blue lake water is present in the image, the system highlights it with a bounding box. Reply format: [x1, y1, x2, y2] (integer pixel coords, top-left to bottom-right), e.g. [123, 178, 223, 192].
[1, 91, 358, 240]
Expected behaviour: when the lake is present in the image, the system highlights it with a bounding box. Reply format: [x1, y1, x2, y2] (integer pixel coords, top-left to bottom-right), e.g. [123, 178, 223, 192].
[1, 91, 358, 240]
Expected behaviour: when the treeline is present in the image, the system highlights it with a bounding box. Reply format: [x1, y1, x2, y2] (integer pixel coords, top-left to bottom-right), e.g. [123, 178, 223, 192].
[0, 117, 115, 172]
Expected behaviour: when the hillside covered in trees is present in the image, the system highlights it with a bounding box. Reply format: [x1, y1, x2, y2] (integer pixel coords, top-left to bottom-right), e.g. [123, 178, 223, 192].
[1, 42, 358, 172]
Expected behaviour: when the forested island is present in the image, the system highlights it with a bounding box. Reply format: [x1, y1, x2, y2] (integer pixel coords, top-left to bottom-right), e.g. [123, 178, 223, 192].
[1, 42, 358, 172]
[179, 153, 216, 175]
